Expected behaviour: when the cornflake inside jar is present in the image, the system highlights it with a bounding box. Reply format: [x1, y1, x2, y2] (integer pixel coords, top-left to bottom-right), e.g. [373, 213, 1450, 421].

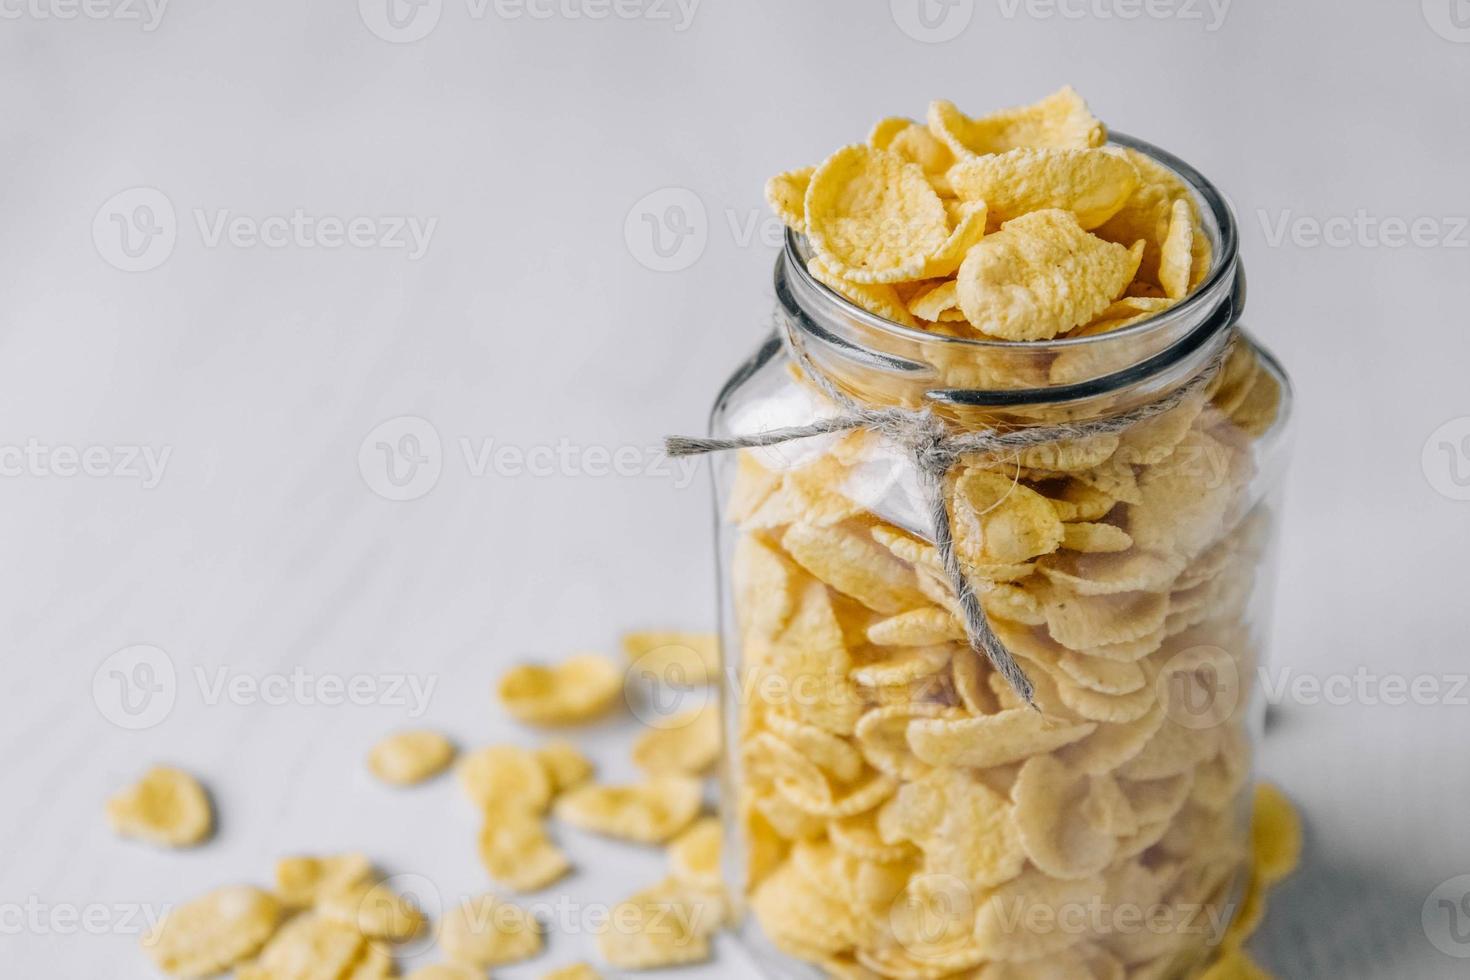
[723, 88, 1289, 980]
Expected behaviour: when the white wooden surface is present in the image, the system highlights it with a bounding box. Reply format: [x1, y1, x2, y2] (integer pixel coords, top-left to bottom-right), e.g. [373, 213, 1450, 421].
[2, 1, 1469, 976]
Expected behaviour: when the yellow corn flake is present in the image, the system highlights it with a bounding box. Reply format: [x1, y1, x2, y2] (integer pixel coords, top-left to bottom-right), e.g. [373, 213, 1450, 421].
[973, 869, 1107, 963]
[766, 711, 863, 782]
[632, 706, 721, 776]
[1094, 148, 1197, 285]
[854, 702, 956, 780]
[1251, 783, 1302, 886]
[597, 877, 721, 968]
[1115, 389, 1206, 467]
[922, 200, 989, 278]
[318, 879, 425, 941]
[554, 776, 703, 844]
[458, 744, 553, 813]
[1192, 728, 1252, 812]
[865, 607, 966, 646]
[804, 144, 950, 284]
[726, 450, 783, 524]
[958, 209, 1140, 341]
[765, 579, 864, 735]
[1037, 549, 1185, 597]
[1013, 755, 1119, 880]
[237, 913, 379, 980]
[479, 801, 573, 892]
[275, 853, 374, 909]
[1015, 431, 1120, 473]
[867, 116, 912, 150]
[106, 766, 214, 849]
[950, 467, 1065, 565]
[871, 117, 956, 175]
[927, 88, 1106, 158]
[621, 629, 720, 686]
[405, 965, 484, 980]
[807, 254, 918, 327]
[540, 964, 602, 980]
[497, 653, 624, 726]
[1230, 364, 1284, 438]
[1039, 479, 1117, 522]
[750, 786, 826, 841]
[1042, 586, 1168, 650]
[536, 740, 595, 796]
[851, 644, 954, 699]
[778, 772, 896, 821]
[141, 885, 281, 978]
[367, 730, 455, 786]
[977, 943, 1125, 980]
[1158, 197, 1195, 300]
[439, 894, 543, 968]
[1061, 521, 1134, 554]
[755, 455, 873, 529]
[668, 816, 724, 891]
[905, 278, 962, 322]
[754, 864, 862, 958]
[877, 767, 1025, 890]
[870, 524, 942, 574]
[948, 147, 1139, 229]
[1056, 650, 1147, 695]
[907, 708, 1096, 770]
[765, 166, 814, 233]
[1128, 429, 1245, 560]
[782, 521, 927, 615]
[732, 537, 799, 643]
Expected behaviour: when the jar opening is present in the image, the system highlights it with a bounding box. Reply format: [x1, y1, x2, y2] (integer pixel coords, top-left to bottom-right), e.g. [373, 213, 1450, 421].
[776, 132, 1243, 408]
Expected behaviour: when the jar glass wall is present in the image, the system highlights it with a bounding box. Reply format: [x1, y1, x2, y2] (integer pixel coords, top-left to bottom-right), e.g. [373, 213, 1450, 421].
[708, 137, 1292, 980]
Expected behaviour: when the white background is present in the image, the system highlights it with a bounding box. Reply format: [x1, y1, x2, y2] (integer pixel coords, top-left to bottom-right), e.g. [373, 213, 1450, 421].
[2, 1, 1469, 976]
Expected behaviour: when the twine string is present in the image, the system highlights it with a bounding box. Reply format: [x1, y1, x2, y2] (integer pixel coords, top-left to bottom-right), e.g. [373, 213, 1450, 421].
[667, 316, 1234, 706]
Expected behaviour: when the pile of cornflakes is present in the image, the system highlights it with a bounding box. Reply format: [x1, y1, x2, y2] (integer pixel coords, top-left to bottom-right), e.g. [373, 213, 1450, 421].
[727, 88, 1288, 978]
[768, 87, 1210, 342]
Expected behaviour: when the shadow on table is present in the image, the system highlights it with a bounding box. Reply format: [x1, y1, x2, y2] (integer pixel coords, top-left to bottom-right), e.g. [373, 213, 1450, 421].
[1250, 842, 1443, 979]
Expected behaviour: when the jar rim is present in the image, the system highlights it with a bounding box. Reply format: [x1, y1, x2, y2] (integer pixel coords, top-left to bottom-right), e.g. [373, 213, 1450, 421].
[780, 130, 1240, 355]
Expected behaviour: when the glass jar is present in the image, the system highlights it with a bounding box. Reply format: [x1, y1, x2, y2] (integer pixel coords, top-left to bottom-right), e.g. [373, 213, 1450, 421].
[708, 136, 1292, 980]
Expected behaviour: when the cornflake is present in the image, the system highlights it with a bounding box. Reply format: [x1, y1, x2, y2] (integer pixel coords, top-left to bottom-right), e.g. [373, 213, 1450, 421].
[106, 766, 214, 848]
